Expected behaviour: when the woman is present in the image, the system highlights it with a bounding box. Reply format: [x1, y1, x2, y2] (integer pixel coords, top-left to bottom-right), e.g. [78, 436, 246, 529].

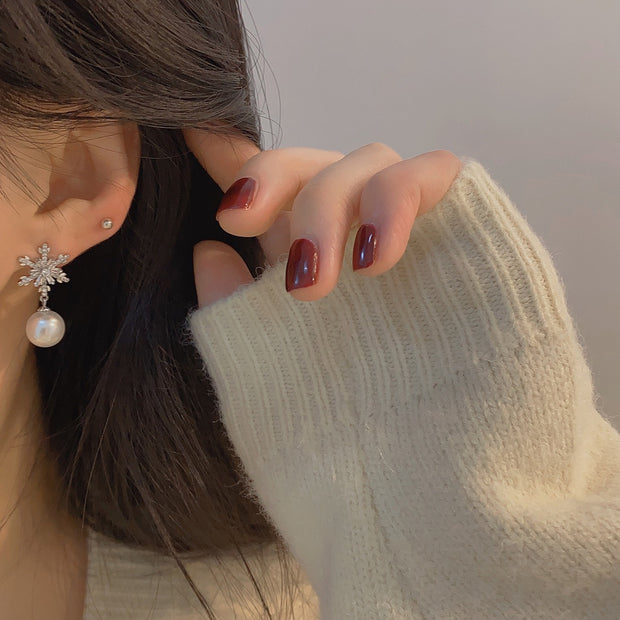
[1, 1, 619, 619]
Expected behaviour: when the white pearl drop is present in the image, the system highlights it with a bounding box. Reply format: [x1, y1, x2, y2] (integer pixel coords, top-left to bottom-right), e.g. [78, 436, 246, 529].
[25, 309, 65, 348]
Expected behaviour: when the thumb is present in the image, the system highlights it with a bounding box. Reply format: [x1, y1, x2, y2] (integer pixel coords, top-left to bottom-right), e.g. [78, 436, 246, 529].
[193, 240, 254, 308]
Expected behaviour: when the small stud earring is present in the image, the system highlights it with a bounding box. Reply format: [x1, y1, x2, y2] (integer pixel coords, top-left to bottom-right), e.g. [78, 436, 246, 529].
[101, 218, 113, 230]
[17, 243, 70, 348]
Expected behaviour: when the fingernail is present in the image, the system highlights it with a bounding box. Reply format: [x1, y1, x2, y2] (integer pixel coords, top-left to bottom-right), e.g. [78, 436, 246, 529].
[216, 177, 257, 219]
[353, 223, 377, 270]
[286, 239, 319, 292]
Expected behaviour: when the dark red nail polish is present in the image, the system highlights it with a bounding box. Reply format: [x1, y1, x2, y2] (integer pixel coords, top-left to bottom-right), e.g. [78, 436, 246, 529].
[216, 177, 257, 218]
[353, 224, 377, 270]
[286, 239, 319, 292]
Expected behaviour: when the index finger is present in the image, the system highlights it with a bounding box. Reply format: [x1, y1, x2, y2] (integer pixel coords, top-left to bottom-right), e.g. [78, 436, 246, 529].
[182, 126, 261, 192]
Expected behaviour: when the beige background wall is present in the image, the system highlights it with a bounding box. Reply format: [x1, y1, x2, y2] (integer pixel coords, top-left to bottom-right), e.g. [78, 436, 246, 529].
[244, 0, 620, 428]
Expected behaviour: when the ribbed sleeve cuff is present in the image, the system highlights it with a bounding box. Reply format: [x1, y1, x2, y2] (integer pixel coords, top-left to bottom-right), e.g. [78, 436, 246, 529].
[186, 157, 577, 466]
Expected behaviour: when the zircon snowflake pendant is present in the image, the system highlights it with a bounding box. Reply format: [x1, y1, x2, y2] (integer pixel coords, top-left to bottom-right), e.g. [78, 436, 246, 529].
[17, 243, 70, 347]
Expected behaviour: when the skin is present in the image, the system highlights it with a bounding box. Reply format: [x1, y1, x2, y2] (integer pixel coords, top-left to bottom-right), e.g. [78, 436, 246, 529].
[0, 117, 460, 619]
[183, 128, 462, 304]
[0, 120, 141, 620]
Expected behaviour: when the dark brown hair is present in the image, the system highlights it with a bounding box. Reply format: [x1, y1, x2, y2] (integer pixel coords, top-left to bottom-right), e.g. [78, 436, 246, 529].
[0, 1, 296, 616]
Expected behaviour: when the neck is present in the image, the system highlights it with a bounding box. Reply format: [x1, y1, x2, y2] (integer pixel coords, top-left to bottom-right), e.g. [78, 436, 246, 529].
[0, 280, 87, 620]
[0, 279, 43, 526]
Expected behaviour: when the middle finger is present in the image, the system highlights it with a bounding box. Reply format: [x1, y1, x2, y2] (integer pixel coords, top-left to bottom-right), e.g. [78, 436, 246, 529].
[285, 142, 402, 301]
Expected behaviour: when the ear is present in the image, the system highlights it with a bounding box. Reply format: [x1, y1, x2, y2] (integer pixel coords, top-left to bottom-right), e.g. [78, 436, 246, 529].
[28, 119, 140, 262]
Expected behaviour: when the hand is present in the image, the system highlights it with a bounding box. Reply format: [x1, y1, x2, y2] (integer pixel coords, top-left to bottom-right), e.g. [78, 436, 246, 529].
[182, 127, 462, 307]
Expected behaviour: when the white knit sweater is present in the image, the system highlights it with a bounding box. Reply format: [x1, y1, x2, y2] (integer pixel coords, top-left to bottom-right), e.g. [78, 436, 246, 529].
[84, 158, 620, 619]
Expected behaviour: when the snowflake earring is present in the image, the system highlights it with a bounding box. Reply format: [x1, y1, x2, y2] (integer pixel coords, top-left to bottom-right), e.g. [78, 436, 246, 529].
[17, 243, 70, 348]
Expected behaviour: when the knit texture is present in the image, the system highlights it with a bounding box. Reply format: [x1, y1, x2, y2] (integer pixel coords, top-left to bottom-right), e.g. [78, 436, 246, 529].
[188, 157, 620, 619]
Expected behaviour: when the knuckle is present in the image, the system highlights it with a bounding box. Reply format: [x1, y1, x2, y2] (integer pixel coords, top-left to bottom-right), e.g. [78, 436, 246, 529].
[429, 148, 455, 158]
[431, 148, 459, 164]
[363, 141, 387, 150]
[361, 141, 400, 159]
[425, 149, 461, 171]
[362, 141, 386, 153]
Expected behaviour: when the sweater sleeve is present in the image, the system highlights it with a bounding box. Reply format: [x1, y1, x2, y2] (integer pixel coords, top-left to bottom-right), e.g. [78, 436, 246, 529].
[187, 157, 620, 619]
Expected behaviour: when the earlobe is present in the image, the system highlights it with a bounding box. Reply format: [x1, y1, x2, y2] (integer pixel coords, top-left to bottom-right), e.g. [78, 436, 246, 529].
[32, 120, 140, 261]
